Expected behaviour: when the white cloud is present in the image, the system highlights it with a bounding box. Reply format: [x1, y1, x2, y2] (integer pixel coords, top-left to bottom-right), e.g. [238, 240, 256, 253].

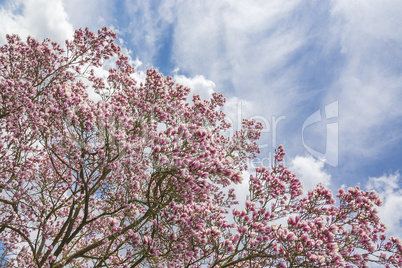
[0, 0, 74, 44]
[173, 72, 215, 101]
[366, 172, 402, 238]
[172, 72, 256, 135]
[131, 70, 147, 87]
[289, 155, 331, 192]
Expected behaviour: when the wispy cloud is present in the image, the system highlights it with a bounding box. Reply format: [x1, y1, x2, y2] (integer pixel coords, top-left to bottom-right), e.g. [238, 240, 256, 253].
[327, 0, 402, 161]
[62, 0, 114, 30]
[116, 0, 308, 116]
[119, 0, 176, 69]
[170, 1, 305, 107]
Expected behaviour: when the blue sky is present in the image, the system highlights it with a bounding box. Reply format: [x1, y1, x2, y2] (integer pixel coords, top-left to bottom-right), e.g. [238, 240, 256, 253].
[1, 0, 402, 237]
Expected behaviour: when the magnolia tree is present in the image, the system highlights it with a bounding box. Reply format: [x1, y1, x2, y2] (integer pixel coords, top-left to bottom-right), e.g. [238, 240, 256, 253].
[0, 27, 401, 268]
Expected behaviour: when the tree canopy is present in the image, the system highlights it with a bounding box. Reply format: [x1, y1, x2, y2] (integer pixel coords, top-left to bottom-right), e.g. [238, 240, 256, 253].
[0, 27, 401, 267]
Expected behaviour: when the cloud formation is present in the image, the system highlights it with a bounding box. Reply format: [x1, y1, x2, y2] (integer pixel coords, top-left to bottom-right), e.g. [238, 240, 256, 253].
[366, 172, 402, 238]
[0, 0, 74, 44]
[289, 155, 331, 192]
[328, 0, 402, 159]
[173, 73, 216, 101]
